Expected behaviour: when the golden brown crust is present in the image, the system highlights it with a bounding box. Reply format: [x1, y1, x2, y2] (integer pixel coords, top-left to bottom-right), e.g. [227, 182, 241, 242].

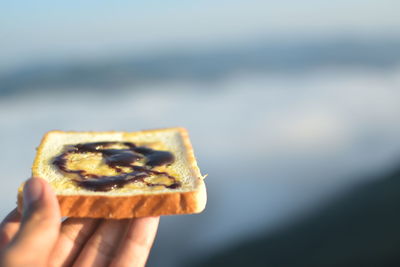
[18, 179, 206, 218]
[24, 127, 207, 218]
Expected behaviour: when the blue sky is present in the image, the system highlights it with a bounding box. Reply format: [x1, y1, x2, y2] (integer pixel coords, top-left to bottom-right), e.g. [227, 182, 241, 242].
[1, 0, 399, 71]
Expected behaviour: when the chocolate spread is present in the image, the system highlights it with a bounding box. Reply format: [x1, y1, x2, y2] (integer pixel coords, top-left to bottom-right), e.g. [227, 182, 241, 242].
[53, 141, 181, 192]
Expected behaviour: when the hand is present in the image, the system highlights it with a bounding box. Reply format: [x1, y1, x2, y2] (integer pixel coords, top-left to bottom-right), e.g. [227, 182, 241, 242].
[0, 178, 159, 267]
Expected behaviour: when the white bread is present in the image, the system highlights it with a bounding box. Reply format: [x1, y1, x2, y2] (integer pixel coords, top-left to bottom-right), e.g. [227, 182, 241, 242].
[17, 128, 207, 218]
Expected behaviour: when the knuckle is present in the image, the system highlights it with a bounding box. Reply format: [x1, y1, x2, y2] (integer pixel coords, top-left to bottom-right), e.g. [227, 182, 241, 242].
[23, 209, 56, 226]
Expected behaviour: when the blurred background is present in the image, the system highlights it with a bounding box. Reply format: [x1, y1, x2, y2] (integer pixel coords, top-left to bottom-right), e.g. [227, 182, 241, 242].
[1, 0, 400, 266]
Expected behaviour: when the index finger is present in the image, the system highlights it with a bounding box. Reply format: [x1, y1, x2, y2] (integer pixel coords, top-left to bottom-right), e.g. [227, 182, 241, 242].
[0, 208, 21, 250]
[110, 216, 160, 267]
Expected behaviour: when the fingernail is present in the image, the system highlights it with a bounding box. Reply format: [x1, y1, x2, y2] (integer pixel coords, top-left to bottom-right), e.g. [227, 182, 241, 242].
[23, 178, 43, 209]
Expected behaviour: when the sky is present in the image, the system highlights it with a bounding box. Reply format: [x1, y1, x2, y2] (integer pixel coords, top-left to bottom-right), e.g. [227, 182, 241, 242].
[1, 0, 400, 71]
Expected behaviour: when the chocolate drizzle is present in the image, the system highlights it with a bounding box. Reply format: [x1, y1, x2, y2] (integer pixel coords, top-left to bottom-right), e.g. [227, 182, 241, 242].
[53, 141, 181, 192]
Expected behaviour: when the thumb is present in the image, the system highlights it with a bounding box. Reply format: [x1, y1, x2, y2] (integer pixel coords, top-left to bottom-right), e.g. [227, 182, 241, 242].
[2, 178, 61, 266]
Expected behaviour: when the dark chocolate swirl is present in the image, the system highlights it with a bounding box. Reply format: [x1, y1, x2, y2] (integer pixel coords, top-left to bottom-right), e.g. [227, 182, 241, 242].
[53, 141, 181, 192]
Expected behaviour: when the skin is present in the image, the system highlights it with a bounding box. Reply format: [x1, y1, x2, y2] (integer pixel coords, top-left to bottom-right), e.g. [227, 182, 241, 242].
[0, 178, 159, 267]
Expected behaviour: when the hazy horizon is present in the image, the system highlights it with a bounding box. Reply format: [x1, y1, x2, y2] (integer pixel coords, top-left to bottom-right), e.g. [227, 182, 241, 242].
[2, 0, 400, 71]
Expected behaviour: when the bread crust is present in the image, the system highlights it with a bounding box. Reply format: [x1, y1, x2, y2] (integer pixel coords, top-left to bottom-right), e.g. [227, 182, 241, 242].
[18, 179, 206, 218]
[18, 127, 207, 218]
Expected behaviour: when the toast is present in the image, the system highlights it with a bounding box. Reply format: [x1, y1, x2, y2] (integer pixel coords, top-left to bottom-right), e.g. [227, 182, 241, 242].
[17, 128, 207, 218]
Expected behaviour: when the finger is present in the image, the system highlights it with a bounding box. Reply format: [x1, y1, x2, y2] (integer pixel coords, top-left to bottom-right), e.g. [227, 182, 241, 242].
[73, 219, 130, 267]
[110, 217, 160, 267]
[0, 209, 21, 250]
[1, 178, 61, 266]
[49, 218, 101, 267]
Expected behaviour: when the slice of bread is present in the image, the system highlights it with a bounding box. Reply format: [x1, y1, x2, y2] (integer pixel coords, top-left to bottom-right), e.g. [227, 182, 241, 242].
[17, 128, 207, 218]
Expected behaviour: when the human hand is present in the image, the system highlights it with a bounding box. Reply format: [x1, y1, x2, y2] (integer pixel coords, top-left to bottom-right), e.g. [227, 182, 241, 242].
[0, 178, 159, 267]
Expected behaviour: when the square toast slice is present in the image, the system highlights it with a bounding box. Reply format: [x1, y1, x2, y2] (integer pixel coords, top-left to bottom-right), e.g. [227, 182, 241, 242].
[18, 128, 207, 218]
